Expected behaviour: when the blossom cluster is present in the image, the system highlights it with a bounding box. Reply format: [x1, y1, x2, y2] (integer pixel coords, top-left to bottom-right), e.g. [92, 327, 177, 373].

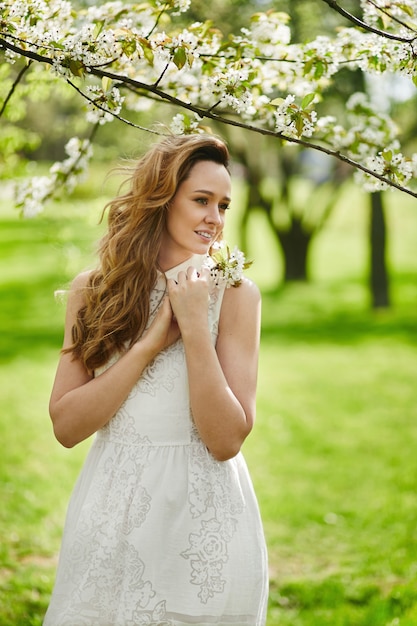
[169, 112, 206, 135]
[85, 85, 124, 124]
[203, 242, 252, 289]
[354, 150, 417, 192]
[15, 137, 93, 217]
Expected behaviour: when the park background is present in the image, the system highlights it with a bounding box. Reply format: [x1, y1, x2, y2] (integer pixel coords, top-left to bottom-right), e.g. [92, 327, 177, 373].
[1, 0, 417, 624]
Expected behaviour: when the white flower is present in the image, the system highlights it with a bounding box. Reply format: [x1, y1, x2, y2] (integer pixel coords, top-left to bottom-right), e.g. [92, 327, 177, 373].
[14, 135, 93, 217]
[169, 112, 204, 135]
[14, 175, 54, 217]
[202, 242, 252, 288]
[155, 0, 191, 15]
[170, 115, 185, 135]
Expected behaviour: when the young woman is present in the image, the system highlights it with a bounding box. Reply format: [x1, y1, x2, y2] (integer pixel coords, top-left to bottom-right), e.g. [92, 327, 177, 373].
[43, 134, 268, 626]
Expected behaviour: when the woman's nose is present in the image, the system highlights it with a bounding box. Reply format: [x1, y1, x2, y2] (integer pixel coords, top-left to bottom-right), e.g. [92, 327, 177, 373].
[205, 204, 222, 225]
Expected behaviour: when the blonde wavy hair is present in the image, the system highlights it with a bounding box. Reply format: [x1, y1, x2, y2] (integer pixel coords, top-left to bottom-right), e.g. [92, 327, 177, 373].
[66, 134, 230, 372]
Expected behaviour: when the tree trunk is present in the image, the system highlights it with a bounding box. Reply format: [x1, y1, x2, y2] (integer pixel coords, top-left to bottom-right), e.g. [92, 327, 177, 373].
[277, 219, 311, 282]
[369, 191, 390, 308]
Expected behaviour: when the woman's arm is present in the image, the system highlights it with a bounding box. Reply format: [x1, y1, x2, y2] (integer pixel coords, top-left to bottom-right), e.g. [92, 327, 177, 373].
[49, 272, 180, 448]
[168, 267, 261, 461]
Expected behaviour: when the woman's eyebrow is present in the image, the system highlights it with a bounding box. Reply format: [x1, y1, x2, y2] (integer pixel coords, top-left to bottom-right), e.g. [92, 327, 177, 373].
[193, 189, 231, 202]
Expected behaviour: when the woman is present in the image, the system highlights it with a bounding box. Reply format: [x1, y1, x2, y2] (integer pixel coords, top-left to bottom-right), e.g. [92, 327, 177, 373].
[44, 134, 268, 626]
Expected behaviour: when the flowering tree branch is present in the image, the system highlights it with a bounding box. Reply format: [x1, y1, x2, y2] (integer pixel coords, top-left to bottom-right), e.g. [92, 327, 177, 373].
[13, 123, 99, 217]
[321, 0, 417, 43]
[65, 78, 160, 134]
[3, 34, 416, 199]
[1, 0, 417, 215]
[93, 67, 417, 198]
[367, 0, 417, 35]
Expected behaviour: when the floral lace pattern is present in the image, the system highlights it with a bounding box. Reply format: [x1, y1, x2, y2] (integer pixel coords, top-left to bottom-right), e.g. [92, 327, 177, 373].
[136, 339, 185, 397]
[181, 425, 245, 603]
[52, 427, 170, 625]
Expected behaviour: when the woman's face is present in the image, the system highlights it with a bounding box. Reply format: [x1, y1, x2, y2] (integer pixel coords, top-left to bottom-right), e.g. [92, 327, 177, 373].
[158, 160, 231, 270]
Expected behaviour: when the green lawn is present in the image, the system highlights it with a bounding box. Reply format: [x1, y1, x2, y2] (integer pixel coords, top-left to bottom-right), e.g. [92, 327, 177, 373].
[0, 177, 416, 625]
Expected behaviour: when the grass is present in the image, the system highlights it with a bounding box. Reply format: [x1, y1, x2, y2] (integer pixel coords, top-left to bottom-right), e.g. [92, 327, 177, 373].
[0, 172, 417, 625]
[254, 320, 417, 625]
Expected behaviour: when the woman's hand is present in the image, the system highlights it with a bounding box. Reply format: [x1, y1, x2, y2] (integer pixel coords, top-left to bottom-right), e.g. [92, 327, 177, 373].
[168, 271, 261, 462]
[141, 295, 181, 357]
[167, 266, 210, 335]
[50, 273, 181, 448]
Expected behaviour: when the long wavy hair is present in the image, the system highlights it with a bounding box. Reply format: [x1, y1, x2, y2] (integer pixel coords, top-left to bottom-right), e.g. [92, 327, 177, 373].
[66, 134, 230, 372]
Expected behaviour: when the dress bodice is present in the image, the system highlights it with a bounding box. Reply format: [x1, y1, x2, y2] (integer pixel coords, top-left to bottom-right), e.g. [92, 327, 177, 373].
[96, 254, 226, 447]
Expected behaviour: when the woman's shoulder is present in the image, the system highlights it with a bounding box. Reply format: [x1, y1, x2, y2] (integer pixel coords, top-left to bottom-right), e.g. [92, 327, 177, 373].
[65, 270, 94, 314]
[222, 276, 261, 306]
[219, 277, 261, 328]
[70, 269, 93, 291]
[217, 277, 261, 344]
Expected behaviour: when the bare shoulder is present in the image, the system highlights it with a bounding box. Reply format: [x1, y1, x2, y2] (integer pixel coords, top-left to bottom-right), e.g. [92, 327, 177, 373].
[69, 269, 93, 298]
[66, 270, 93, 316]
[221, 277, 261, 311]
[70, 269, 93, 292]
[219, 277, 261, 331]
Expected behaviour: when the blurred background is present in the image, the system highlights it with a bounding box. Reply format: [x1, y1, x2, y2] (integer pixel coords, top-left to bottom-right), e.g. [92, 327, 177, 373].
[1, 0, 417, 624]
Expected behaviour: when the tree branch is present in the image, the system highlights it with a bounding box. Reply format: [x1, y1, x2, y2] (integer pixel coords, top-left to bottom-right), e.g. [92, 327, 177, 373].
[153, 63, 170, 88]
[0, 35, 57, 64]
[321, 0, 416, 43]
[146, 2, 169, 38]
[66, 78, 163, 135]
[1, 34, 417, 199]
[0, 60, 32, 117]
[368, 0, 417, 35]
[92, 66, 417, 199]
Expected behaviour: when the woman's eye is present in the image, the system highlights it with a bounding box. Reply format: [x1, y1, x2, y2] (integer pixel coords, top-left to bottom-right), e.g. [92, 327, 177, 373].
[194, 197, 230, 210]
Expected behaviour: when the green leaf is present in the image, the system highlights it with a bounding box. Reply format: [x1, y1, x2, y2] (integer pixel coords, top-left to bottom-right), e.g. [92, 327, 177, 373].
[395, 2, 414, 17]
[314, 60, 325, 79]
[187, 52, 195, 68]
[121, 38, 136, 56]
[304, 59, 314, 75]
[173, 46, 187, 69]
[69, 59, 85, 78]
[270, 97, 285, 106]
[101, 76, 112, 93]
[139, 38, 154, 66]
[295, 113, 304, 136]
[93, 21, 105, 39]
[250, 13, 263, 23]
[301, 93, 315, 109]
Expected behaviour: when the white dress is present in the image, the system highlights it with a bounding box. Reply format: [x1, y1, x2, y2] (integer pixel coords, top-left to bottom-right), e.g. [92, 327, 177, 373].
[43, 254, 268, 626]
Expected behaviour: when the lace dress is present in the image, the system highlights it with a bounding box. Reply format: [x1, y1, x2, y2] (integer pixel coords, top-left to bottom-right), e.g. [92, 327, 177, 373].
[43, 254, 268, 626]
